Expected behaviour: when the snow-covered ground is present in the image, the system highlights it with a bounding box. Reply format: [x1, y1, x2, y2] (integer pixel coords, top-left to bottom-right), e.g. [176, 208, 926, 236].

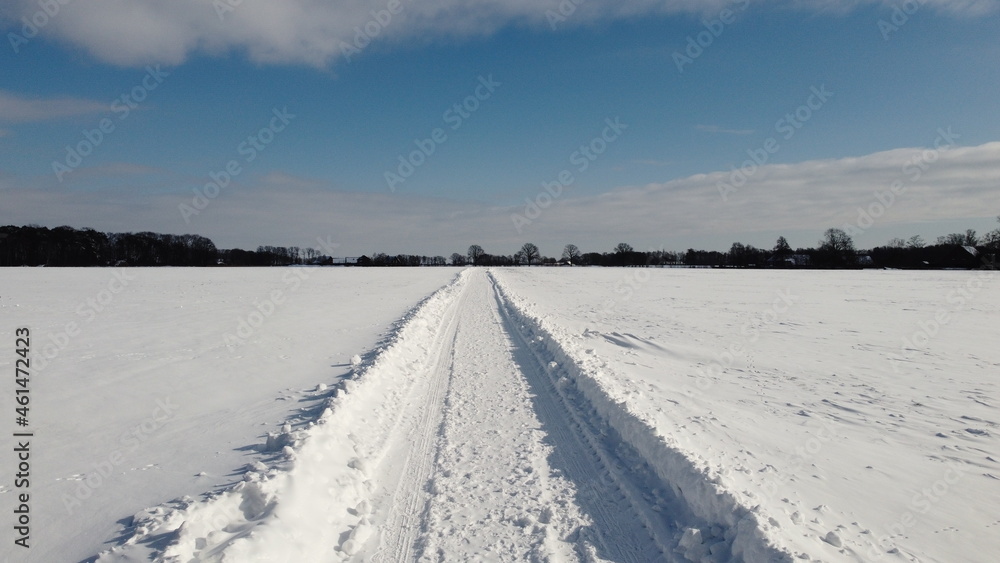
[2, 267, 997, 562]
[0, 267, 459, 563]
[491, 267, 1000, 562]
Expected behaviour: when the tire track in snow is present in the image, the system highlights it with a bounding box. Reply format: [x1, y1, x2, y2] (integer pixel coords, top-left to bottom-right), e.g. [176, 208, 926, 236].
[367, 269, 675, 561]
[490, 269, 797, 562]
[366, 276, 464, 562]
[412, 269, 588, 561]
[488, 273, 680, 562]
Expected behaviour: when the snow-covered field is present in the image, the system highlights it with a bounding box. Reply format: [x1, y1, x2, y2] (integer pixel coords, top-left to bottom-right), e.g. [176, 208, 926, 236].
[491, 267, 1000, 562]
[1, 267, 997, 562]
[0, 268, 459, 563]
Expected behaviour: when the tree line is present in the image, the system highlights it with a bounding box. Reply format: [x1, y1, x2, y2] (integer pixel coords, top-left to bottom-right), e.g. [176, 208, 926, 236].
[456, 225, 997, 269]
[1, 221, 997, 269]
[0, 226, 311, 267]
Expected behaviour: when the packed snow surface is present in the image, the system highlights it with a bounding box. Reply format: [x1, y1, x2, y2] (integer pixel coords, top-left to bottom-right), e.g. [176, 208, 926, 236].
[1, 267, 997, 562]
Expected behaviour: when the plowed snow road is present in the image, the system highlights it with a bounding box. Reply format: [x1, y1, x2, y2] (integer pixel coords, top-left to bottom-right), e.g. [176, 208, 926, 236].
[366, 269, 671, 562]
[97, 269, 742, 562]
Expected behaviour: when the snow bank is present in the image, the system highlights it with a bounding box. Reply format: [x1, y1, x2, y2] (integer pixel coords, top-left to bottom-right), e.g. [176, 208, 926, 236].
[490, 270, 795, 561]
[94, 270, 471, 562]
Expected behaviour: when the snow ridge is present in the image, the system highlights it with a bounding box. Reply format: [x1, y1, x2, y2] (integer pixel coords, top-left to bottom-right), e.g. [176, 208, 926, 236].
[95, 270, 472, 562]
[489, 270, 796, 562]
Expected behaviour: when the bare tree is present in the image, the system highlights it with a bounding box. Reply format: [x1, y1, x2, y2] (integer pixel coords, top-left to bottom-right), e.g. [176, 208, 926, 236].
[982, 216, 1000, 251]
[467, 244, 485, 266]
[729, 242, 761, 267]
[983, 230, 1000, 250]
[819, 228, 857, 267]
[773, 236, 792, 257]
[964, 229, 978, 246]
[520, 242, 540, 266]
[937, 233, 966, 246]
[907, 235, 925, 248]
[562, 244, 581, 263]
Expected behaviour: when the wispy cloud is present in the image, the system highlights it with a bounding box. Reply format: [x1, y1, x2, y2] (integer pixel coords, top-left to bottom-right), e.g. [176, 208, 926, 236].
[696, 124, 755, 136]
[3, 141, 998, 254]
[66, 162, 166, 180]
[2, 0, 996, 67]
[0, 90, 106, 123]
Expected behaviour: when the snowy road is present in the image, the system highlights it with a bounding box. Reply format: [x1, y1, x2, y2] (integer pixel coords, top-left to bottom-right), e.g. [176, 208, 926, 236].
[369, 268, 669, 561]
[96, 269, 763, 562]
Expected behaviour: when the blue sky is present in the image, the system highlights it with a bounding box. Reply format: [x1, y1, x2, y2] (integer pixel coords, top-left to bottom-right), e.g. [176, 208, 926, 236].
[1, 0, 999, 257]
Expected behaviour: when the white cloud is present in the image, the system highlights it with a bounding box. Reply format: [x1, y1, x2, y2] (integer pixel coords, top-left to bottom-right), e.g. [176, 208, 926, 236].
[2, 0, 995, 67]
[64, 162, 166, 180]
[0, 90, 106, 123]
[2, 142, 999, 255]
